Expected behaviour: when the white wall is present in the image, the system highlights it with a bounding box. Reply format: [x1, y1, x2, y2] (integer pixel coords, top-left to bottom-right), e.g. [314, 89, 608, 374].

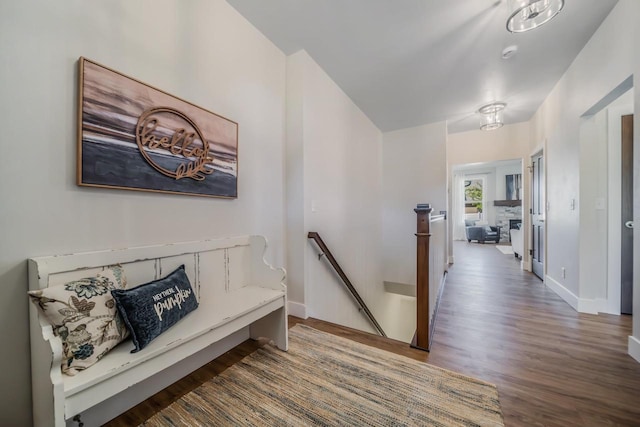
[527, 0, 640, 358]
[495, 163, 523, 202]
[285, 52, 306, 308]
[447, 123, 531, 264]
[578, 110, 609, 307]
[382, 122, 447, 286]
[634, 0, 640, 362]
[528, 0, 636, 302]
[286, 51, 384, 332]
[0, 1, 286, 424]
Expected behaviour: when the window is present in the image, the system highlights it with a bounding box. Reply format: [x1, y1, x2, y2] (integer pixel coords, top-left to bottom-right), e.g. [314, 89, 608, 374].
[464, 177, 484, 220]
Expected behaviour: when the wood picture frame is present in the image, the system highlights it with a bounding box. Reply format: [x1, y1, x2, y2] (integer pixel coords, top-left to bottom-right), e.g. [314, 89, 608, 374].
[77, 57, 238, 198]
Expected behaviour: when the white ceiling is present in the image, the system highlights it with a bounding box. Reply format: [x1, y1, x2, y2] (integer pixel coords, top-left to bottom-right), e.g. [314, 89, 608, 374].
[227, 0, 618, 133]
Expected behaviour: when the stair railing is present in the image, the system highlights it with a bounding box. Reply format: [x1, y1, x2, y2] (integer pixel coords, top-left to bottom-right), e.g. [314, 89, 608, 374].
[412, 204, 448, 351]
[307, 232, 387, 337]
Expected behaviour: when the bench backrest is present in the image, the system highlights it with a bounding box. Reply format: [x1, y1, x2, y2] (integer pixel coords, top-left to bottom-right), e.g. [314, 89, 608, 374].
[29, 235, 283, 301]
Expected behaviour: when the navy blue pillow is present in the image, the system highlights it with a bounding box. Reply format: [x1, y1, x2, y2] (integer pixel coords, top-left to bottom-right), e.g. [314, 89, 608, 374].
[111, 265, 198, 353]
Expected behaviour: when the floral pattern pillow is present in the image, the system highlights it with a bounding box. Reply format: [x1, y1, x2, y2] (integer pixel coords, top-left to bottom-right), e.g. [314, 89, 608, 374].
[28, 266, 129, 375]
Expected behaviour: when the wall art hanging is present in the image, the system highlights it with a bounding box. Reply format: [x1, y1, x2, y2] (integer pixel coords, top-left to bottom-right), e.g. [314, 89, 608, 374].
[78, 58, 238, 198]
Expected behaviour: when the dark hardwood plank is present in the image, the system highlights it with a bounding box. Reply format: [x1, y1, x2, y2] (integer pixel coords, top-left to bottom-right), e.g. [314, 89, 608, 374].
[107, 241, 640, 426]
[427, 242, 640, 427]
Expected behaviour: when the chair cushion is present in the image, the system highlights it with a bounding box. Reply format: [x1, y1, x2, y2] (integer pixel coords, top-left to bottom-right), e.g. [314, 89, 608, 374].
[111, 265, 198, 353]
[27, 266, 129, 375]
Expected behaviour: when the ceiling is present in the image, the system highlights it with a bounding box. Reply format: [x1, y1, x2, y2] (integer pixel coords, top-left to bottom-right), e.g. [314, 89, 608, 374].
[227, 0, 618, 133]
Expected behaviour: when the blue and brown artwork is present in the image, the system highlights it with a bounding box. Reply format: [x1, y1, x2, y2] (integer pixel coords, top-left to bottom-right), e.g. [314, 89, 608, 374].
[78, 58, 238, 198]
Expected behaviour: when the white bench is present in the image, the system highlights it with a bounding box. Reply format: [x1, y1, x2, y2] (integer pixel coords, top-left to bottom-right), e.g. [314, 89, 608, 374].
[28, 235, 287, 427]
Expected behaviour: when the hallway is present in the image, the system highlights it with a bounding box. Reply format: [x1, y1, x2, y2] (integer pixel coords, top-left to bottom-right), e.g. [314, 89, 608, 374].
[109, 241, 640, 427]
[428, 241, 640, 426]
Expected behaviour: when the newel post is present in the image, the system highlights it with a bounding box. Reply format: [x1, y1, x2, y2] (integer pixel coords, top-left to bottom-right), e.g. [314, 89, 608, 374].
[412, 203, 432, 351]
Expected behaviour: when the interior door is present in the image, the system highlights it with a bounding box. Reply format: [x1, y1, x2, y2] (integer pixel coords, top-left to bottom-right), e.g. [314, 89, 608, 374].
[531, 154, 545, 280]
[621, 114, 633, 314]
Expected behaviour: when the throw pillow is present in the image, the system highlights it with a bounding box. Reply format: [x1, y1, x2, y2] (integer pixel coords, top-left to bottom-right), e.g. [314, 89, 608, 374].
[111, 265, 198, 353]
[28, 265, 129, 375]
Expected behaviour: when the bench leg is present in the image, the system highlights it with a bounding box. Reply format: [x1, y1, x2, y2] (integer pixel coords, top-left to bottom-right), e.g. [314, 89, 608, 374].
[250, 306, 288, 351]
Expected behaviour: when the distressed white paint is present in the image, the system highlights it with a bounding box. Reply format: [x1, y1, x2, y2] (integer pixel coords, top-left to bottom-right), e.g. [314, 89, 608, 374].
[29, 236, 287, 427]
[0, 1, 286, 424]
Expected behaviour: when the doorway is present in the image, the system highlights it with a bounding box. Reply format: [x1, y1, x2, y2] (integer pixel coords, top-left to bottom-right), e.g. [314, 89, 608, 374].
[531, 153, 545, 280]
[603, 87, 634, 315]
[450, 159, 524, 263]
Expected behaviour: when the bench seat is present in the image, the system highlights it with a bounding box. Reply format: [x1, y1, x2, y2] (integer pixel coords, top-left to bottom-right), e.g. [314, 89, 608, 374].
[65, 286, 285, 416]
[29, 235, 287, 427]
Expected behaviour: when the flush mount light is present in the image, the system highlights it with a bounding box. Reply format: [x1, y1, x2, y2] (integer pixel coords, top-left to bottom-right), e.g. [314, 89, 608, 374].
[506, 0, 564, 33]
[478, 102, 506, 131]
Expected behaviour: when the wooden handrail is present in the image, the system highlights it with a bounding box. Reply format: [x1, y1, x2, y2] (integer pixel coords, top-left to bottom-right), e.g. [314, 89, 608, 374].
[307, 232, 387, 337]
[412, 205, 447, 351]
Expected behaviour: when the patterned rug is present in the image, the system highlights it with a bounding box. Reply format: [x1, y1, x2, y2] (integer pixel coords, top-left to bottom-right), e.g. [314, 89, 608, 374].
[141, 325, 504, 426]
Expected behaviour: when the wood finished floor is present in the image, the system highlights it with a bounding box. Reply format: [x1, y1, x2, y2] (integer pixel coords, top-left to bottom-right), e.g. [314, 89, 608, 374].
[107, 241, 640, 427]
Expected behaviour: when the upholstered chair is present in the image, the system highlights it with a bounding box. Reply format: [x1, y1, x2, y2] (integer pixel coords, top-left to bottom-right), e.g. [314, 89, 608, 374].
[465, 220, 501, 244]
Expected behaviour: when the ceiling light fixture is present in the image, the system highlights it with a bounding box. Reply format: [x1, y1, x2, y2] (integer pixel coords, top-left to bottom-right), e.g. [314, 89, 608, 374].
[478, 102, 506, 131]
[506, 0, 564, 33]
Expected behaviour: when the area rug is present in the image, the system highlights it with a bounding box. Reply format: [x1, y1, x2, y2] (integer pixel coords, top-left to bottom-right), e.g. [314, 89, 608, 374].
[496, 245, 514, 255]
[141, 325, 504, 426]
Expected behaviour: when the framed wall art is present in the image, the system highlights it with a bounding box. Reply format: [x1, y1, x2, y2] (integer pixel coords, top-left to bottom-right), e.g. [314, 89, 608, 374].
[78, 57, 238, 198]
[505, 173, 522, 200]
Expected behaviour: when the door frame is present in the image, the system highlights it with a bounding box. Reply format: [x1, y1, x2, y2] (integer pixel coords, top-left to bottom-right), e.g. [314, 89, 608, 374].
[606, 102, 634, 314]
[530, 147, 546, 280]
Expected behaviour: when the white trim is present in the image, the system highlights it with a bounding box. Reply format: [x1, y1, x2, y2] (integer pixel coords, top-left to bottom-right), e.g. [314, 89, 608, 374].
[384, 281, 416, 297]
[288, 301, 308, 319]
[629, 336, 640, 363]
[522, 259, 532, 272]
[577, 298, 608, 315]
[545, 275, 579, 311]
[448, 255, 455, 264]
[606, 97, 633, 316]
[546, 276, 610, 314]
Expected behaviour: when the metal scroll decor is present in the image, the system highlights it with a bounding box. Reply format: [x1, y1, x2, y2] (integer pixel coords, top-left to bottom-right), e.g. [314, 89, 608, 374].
[78, 58, 238, 198]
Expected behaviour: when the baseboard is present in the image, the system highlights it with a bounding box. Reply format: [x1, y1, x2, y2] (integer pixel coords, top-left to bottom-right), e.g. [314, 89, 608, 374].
[522, 259, 532, 272]
[629, 336, 640, 363]
[577, 298, 606, 315]
[448, 255, 455, 264]
[545, 275, 579, 311]
[384, 281, 416, 297]
[545, 276, 608, 314]
[288, 301, 307, 319]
